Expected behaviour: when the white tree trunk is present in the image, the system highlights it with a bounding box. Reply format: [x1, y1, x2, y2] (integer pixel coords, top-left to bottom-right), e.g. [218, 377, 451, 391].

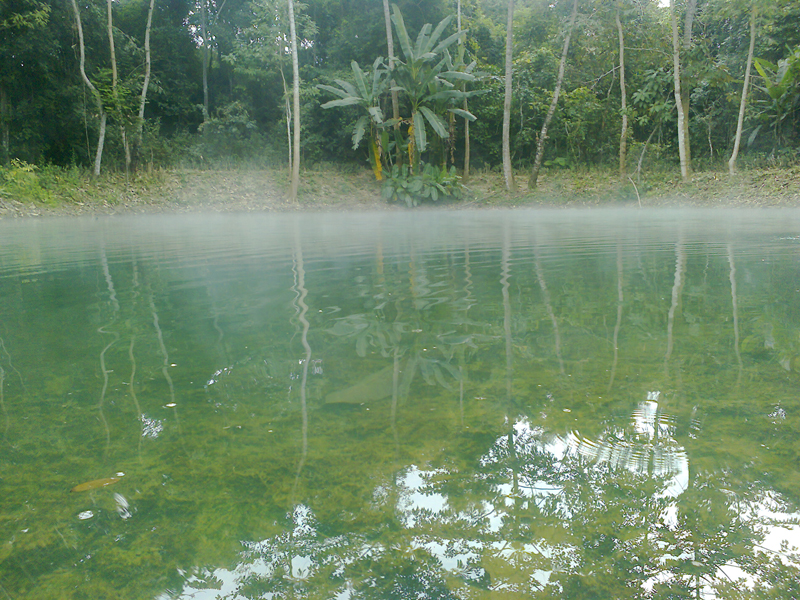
[529, 0, 578, 188]
[137, 0, 156, 146]
[680, 0, 697, 170]
[616, 7, 628, 179]
[70, 0, 107, 176]
[382, 0, 400, 124]
[501, 0, 515, 192]
[728, 4, 757, 175]
[95, 112, 107, 176]
[200, 0, 209, 121]
[287, 0, 301, 202]
[670, 0, 690, 182]
[459, 0, 470, 179]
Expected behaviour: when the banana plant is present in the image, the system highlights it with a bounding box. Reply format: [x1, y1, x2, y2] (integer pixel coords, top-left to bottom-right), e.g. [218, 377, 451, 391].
[389, 5, 477, 170]
[318, 57, 390, 179]
[752, 46, 800, 147]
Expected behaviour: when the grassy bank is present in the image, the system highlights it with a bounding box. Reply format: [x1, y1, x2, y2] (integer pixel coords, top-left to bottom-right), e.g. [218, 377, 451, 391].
[1, 161, 799, 218]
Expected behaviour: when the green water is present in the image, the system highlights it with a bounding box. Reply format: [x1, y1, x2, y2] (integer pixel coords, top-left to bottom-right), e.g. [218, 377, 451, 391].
[0, 210, 799, 599]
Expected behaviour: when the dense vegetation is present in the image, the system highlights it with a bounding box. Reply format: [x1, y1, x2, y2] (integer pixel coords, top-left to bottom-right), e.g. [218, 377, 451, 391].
[1, 0, 799, 203]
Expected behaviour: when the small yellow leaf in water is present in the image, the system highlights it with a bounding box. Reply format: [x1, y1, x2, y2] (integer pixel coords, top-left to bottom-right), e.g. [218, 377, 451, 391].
[70, 477, 121, 493]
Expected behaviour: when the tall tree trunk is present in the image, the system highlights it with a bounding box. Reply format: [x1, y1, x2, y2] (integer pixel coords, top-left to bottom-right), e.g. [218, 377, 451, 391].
[529, 0, 578, 188]
[616, 7, 628, 179]
[107, 0, 132, 177]
[136, 0, 156, 154]
[501, 0, 515, 192]
[670, 0, 690, 181]
[107, 0, 117, 91]
[680, 0, 697, 170]
[287, 0, 301, 202]
[280, 67, 292, 172]
[381, 0, 399, 125]
[70, 0, 107, 176]
[200, 0, 209, 121]
[728, 4, 757, 175]
[458, 0, 470, 179]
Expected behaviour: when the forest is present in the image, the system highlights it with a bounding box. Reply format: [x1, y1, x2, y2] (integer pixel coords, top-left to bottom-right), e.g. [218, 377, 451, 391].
[1, 0, 799, 204]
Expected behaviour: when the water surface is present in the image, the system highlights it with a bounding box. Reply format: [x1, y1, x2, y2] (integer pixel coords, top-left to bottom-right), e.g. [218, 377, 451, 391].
[1, 209, 799, 599]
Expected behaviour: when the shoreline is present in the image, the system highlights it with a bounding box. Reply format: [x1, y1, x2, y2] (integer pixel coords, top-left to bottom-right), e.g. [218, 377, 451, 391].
[1, 165, 799, 219]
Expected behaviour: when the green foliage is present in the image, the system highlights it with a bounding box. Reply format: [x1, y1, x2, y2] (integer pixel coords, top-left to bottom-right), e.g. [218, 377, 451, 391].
[0, 158, 51, 203]
[752, 45, 800, 146]
[193, 101, 266, 166]
[318, 57, 389, 150]
[318, 6, 479, 177]
[381, 162, 462, 206]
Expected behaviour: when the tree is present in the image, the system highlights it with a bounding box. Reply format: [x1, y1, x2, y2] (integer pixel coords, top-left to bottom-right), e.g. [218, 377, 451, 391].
[457, 0, 471, 179]
[728, 3, 757, 175]
[616, 1, 628, 179]
[529, 0, 579, 189]
[388, 7, 473, 170]
[200, 0, 210, 121]
[70, 0, 108, 176]
[670, 0, 690, 181]
[318, 58, 389, 179]
[136, 0, 156, 157]
[0, 0, 51, 164]
[501, 0, 514, 192]
[287, 0, 301, 201]
[381, 0, 400, 127]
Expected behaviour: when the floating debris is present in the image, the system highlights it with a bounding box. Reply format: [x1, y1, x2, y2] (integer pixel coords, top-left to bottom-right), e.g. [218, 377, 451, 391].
[71, 476, 121, 493]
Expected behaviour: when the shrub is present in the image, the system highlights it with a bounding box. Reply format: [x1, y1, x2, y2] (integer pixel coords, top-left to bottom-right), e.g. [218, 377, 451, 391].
[0, 159, 52, 203]
[381, 163, 463, 207]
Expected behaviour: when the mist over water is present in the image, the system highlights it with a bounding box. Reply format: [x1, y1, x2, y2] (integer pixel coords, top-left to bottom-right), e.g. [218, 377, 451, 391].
[1, 209, 799, 599]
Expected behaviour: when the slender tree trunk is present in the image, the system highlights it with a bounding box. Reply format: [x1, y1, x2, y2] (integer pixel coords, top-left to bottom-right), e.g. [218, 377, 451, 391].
[529, 0, 578, 188]
[382, 0, 399, 124]
[96, 111, 107, 175]
[137, 0, 156, 150]
[616, 7, 628, 179]
[200, 0, 209, 121]
[681, 0, 697, 168]
[107, 0, 117, 91]
[728, 4, 756, 175]
[287, 0, 301, 202]
[70, 0, 107, 176]
[459, 0, 470, 179]
[501, 0, 515, 192]
[670, 0, 690, 181]
[280, 68, 292, 172]
[107, 0, 132, 177]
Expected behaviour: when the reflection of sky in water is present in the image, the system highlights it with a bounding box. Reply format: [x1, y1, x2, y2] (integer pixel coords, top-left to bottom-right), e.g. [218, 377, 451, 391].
[159, 391, 799, 600]
[398, 465, 447, 527]
[563, 396, 690, 500]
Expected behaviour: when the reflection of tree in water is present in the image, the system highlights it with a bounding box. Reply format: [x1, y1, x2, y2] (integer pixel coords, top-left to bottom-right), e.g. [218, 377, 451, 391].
[21, 224, 792, 600]
[202, 390, 799, 600]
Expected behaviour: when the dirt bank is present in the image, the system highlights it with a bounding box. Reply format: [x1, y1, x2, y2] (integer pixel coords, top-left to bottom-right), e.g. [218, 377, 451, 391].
[1, 164, 799, 219]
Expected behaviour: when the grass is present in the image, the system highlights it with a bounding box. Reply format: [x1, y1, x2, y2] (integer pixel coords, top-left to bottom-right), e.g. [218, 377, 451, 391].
[1, 160, 799, 218]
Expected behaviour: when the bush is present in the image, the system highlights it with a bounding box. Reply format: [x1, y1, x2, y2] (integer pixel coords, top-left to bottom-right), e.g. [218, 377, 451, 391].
[381, 163, 463, 207]
[0, 159, 52, 203]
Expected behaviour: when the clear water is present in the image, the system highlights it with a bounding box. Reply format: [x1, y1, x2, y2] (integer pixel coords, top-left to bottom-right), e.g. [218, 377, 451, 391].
[1, 209, 799, 599]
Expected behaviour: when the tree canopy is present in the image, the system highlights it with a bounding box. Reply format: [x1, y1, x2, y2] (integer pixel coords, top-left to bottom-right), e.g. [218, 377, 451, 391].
[1, 0, 798, 188]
